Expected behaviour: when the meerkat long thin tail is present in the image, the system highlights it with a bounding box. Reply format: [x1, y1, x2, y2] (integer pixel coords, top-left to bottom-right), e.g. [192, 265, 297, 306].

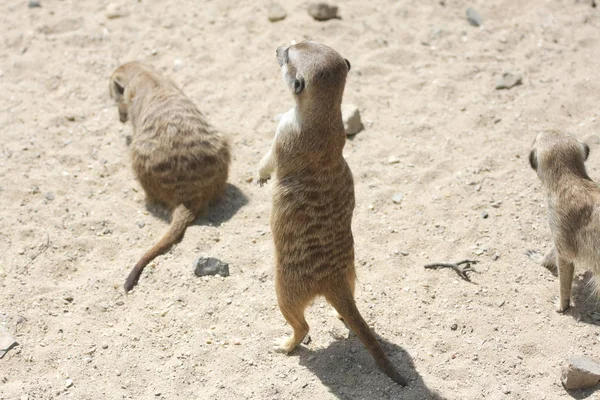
[124, 204, 196, 292]
[326, 286, 408, 386]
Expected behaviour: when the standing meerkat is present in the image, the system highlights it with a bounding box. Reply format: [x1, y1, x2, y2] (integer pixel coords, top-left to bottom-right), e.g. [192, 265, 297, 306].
[529, 130, 600, 312]
[109, 61, 230, 292]
[257, 41, 407, 386]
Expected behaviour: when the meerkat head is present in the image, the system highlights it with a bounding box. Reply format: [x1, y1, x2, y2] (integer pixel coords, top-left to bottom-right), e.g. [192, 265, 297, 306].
[276, 41, 351, 106]
[109, 62, 146, 123]
[529, 130, 590, 183]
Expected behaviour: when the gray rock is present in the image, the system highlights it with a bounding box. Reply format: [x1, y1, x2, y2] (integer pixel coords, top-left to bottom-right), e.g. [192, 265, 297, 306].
[193, 257, 229, 277]
[267, 3, 287, 22]
[65, 379, 73, 388]
[481, 210, 489, 219]
[308, 2, 339, 21]
[466, 7, 482, 26]
[561, 356, 600, 390]
[28, 0, 41, 8]
[45, 192, 55, 201]
[496, 72, 522, 90]
[0, 326, 18, 359]
[342, 104, 364, 136]
[136, 221, 145, 228]
[392, 193, 403, 204]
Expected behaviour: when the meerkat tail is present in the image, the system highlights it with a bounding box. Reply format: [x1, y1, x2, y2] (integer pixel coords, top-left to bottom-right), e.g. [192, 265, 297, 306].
[325, 285, 408, 386]
[124, 204, 196, 292]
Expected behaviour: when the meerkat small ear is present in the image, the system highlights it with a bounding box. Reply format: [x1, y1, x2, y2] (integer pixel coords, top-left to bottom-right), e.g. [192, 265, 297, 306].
[293, 75, 305, 95]
[345, 59, 351, 71]
[583, 142, 590, 161]
[110, 78, 125, 100]
[529, 149, 538, 171]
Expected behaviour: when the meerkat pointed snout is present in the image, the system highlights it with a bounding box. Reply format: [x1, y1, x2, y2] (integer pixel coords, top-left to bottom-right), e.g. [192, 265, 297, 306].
[529, 130, 600, 312]
[109, 61, 230, 292]
[257, 41, 407, 386]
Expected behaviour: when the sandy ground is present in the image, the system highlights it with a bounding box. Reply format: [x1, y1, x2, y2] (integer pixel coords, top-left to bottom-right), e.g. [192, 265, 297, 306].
[1, 0, 600, 399]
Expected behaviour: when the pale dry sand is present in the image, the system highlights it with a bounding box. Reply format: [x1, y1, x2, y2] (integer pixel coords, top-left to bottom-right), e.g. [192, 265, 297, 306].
[1, 0, 600, 399]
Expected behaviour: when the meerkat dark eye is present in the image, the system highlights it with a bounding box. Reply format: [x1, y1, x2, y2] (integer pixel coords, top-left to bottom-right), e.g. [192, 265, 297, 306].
[583, 142, 590, 160]
[529, 150, 538, 170]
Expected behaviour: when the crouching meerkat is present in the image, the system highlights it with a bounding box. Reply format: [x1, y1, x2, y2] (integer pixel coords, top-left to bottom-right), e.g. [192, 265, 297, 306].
[257, 41, 407, 386]
[529, 130, 600, 312]
[109, 61, 230, 292]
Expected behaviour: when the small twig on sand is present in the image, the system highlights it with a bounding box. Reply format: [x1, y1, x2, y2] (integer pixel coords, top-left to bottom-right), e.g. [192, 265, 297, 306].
[424, 259, 479, 282]
[24, 234, 50, 269]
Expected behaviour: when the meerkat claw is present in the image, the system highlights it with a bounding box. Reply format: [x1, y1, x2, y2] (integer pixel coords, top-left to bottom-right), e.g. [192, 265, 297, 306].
[424, 260, 479, 282]
[258, 177, 270, 187]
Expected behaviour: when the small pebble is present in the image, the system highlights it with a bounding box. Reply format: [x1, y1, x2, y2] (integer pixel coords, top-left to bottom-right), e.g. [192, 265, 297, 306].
[136, 221, 145, 228]
[65, 379, 73, 389]
[466, 7, 482, 26]
[496, 299, 505, 307]
[481, 210, 489, 219]
[106, 3, 128, 19]
[387, 156, 401, 164]
[450, 323, 458, 331]
[501, 385, 510, 394]
[267, 3, 287, 22]
[45, 192, 55, 201]
[392, 193, 403, 204]
[28, 0, 41, 8]
[308, 2, 339, 21]
[342, 104, 364, 136]
[193, 257, 230, 277]
[496, 72, 522, 90]
[173, 59, 183, 72]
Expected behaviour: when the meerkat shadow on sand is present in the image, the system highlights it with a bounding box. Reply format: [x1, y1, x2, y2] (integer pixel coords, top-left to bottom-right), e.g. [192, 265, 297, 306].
[144, 183, 248, 227]
[570, 271, 600, 323]
[296, 332, 444, 400]
[565, 385, 599, 400]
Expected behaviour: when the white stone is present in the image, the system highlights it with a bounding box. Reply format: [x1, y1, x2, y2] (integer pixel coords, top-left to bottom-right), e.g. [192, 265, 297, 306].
[342, 104, 364, 136]
[105, 3, 128, 19]
[267, 3, 287, 22]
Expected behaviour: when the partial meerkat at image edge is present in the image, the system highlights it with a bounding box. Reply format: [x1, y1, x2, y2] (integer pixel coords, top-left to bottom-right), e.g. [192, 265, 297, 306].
[529, 130, 600, 312]
[257, 41, 408, 386]
[109, 61, 231, 292]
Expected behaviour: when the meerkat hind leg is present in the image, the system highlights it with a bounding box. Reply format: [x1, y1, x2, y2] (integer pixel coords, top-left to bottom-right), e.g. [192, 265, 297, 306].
[557, 256, 575, 313]
[274, 298, 310, 353]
